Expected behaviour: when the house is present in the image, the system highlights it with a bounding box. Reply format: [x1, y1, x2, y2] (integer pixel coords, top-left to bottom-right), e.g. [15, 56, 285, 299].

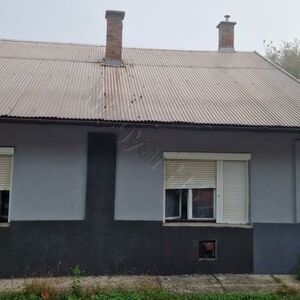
[0, 10, 300, 277]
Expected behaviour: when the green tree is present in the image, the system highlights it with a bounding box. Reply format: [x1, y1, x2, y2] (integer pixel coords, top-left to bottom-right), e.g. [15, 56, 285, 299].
[264, 39, 300, 79]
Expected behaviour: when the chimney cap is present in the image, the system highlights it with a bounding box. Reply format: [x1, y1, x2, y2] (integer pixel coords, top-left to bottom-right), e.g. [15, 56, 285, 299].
[105, 10, 125, 20]
[216, 15, 236, 28]
[224, 15, 231, 21]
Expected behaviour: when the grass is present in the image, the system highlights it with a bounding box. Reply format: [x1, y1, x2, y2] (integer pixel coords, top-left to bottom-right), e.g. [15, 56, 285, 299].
[0, 265, 299, 300]
[0, 274, 299, 300]
[0, 290, 300, 300]
[0, 277, 300, 300]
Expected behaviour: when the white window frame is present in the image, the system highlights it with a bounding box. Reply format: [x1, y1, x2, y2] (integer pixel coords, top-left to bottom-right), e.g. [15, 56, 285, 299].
[163, 152, 251, 224]
[0, 147, 14, 224]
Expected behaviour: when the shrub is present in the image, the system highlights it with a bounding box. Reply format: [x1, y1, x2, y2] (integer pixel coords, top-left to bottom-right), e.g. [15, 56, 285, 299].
[296, 258, 300, 281]
[70, 265, 83, 297]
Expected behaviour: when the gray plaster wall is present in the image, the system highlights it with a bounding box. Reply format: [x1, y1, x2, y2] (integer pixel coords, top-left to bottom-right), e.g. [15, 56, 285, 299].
[115, 128, 300, 223]
[0, 124, 88, 220]
[296, 140, 300, 223]
[1, 122, 300, 223]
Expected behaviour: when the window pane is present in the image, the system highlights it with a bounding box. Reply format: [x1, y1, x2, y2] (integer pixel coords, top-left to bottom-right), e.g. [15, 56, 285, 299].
[192, 188, 214, 219]
[165, 189, 180, 218]
[0, 190, 9, 222]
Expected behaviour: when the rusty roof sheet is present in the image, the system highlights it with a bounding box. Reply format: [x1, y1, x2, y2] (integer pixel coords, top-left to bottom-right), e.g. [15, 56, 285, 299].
[0, 39, 300, 128]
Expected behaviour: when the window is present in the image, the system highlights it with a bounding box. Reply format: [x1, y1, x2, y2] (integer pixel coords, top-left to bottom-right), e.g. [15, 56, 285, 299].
[164, 152, 250, 224]
[0, 148, 14, 223]
[166, 188, 215, 221]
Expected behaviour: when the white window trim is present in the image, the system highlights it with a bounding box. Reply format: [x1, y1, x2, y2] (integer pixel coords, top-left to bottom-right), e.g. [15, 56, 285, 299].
[0, 147, 14, 224]
[216, 161, 224, 223]
[7, 155, 14, 223]
[187, 189, 192, 219]
[163, 222, 253, 228]
[0, 147, 14, 155]
[164, 152, 251, 161]
[245, 161, 249, 224]
[163, 160, 166, 222]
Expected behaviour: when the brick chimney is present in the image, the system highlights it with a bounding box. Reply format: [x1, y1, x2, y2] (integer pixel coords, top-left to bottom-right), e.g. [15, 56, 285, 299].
[216, 15, 236, 52]
[104, 10, 125, 66]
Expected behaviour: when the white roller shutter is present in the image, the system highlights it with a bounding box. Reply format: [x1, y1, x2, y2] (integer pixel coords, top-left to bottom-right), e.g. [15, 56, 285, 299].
[0, 155, 13, 191]
[165, 160, 216, 189]
[223, 161, 248, 224]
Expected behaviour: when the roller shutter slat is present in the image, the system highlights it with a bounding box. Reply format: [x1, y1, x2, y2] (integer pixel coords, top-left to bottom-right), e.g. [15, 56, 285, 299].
[0, 155, 12, 191]
[165, 160, 216, 189]
[223, 161, 248, 224]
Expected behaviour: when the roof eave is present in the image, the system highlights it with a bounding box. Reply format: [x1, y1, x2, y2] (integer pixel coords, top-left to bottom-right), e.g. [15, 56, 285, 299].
[0, 116, 300, 133]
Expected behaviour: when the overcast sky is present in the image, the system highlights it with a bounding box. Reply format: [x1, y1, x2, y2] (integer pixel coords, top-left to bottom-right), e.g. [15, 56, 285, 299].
[0, 0, 299, 54]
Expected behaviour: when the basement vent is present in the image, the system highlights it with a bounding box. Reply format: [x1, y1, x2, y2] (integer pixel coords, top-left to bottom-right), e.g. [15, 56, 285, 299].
[199, 240, 216, 260]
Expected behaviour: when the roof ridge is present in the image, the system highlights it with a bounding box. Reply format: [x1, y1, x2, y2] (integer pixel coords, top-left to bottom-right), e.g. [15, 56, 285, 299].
[123, 46, 253, 53]
[0, 38, 255, 54]
[0, 38, 105, 48]
[0, 55, 101, 64]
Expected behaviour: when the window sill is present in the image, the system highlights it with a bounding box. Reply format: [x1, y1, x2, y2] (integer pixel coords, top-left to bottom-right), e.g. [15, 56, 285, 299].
[0, 222, 10, 228]
[163, 222, 252, 228]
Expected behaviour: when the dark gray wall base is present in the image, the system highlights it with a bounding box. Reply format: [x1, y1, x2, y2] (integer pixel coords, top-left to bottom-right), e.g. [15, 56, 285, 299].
[254, 223, 300, 274]
[0, 221, 253, 277]
[0, 133, 253, 277]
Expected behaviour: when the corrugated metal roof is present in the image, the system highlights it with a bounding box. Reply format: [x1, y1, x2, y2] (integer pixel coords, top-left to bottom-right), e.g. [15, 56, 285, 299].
[0, 39, 300, 127]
